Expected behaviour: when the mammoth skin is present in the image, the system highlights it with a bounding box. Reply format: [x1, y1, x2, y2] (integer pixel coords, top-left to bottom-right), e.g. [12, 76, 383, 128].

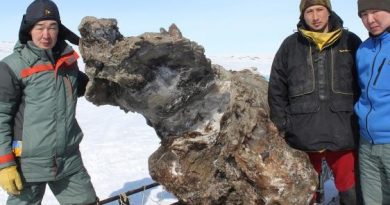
[78, 16, 317, 205]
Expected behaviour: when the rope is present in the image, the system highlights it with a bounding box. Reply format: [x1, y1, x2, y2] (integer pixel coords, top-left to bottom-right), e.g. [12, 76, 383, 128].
[98, 182, 160, 205]
[119, 193, 129, 205]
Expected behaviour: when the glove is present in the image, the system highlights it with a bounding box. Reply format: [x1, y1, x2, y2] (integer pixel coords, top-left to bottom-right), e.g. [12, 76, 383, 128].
[0, 166, 23, 195]
[77, 71, 89, 97]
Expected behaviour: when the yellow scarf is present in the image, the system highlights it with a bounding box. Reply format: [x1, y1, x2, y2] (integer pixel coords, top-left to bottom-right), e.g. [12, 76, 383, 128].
[299, 28, 342, 51]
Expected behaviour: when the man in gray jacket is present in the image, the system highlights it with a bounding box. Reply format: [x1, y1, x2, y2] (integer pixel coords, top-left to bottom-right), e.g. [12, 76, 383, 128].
[0, 0, 96, 204]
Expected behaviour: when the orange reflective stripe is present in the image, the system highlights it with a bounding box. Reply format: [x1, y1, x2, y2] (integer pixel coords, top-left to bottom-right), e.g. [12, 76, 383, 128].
[20, 51, 79, 78]
[20, 63, 54, 78]
[55, 51, 79, 71]
[0, 153, 14, 164]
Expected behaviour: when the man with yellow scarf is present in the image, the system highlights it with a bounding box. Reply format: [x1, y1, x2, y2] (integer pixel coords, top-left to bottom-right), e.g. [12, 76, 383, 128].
[268, 0, 362, 204]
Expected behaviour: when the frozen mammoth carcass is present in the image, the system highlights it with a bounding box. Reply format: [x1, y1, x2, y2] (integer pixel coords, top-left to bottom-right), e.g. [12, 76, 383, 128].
[78, 16, 318, 205]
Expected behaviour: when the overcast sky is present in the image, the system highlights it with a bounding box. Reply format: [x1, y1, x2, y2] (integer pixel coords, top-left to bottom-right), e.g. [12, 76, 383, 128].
[1, 0, 368, 55]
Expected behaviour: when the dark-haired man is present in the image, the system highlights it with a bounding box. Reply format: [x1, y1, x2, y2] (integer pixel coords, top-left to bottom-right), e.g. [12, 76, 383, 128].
[0, 0, 96, 204]
[268, 0, 362, 204]
[355, 0, 390, 204]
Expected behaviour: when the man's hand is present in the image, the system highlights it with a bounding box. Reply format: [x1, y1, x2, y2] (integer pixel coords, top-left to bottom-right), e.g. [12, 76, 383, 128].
[0, 165, 23, 195]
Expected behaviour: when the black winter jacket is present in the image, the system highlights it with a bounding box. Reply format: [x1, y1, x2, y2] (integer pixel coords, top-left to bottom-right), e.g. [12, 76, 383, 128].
[268, 12, 362, 152]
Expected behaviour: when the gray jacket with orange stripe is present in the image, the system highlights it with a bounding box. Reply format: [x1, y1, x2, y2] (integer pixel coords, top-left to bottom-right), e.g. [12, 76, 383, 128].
[0, 40, 88, 182]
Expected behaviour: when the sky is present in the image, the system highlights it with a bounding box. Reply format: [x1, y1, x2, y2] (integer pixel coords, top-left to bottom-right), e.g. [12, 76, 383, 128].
[1, 0, 368, 56]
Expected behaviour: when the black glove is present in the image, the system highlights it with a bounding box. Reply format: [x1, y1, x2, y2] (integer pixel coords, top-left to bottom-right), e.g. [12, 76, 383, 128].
[77, 71, 89, 97]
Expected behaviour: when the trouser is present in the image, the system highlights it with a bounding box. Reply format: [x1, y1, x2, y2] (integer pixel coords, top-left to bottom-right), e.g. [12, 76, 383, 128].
[308, 150, 357, 204]
[6, 168, 97, 205]
[359, 138, 390, 205]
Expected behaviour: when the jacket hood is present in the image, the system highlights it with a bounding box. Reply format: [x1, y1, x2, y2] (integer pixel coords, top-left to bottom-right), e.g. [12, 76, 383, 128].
[18, 0, 80, 46]
[18, 17, 80, 46]
[297, 11, 343, 32]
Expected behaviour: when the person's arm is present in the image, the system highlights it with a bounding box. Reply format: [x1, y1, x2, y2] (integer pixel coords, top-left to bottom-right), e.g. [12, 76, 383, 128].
[0, 62, 21, 168]
[268, 40, 290, 131]
[0, 62, 23, 195]
[348, 31, 363, 100]
[348, 31, 362, 62]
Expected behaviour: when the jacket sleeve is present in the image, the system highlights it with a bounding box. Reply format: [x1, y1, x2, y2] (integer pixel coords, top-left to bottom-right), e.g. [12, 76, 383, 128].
[268, 40, 289, 131]
[0, 62, 21, 169]
[348, 31, 363, 100]
[348, 32, 362, 54]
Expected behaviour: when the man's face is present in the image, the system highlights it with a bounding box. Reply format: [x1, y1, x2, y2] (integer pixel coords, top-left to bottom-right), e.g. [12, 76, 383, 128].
[361, 10, 390, 36]
[303, 5, 330, 32]
[30, 20, 59, 49]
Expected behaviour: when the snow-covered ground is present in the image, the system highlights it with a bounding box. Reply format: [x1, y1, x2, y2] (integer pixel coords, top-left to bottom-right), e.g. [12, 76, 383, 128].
[209, 54, 273, 77]
[0, 42, 338, 205]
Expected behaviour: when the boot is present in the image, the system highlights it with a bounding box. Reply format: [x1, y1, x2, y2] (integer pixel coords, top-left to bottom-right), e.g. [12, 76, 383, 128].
[339, 186, 357, 205]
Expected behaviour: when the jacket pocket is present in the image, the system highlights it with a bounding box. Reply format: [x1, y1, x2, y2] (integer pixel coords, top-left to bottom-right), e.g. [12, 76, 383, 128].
[287, 64, 315, 97]
[332, 50, 357, 94]
[288, 101, 319, 114]
[373, 58, 390, 91]
[286, 101, 319, 135]
[19, 156, 57, 181]
[330, 101, 354, 112]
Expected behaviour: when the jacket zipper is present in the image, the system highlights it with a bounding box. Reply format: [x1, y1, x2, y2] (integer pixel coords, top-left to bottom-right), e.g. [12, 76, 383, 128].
[373, 58, 387, 86]
[365, 40, 382, 143]
[53, 62, 60, 173]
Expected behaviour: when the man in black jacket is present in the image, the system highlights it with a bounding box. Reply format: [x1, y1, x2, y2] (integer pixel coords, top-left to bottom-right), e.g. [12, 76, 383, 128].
[268, 0, 361, 204]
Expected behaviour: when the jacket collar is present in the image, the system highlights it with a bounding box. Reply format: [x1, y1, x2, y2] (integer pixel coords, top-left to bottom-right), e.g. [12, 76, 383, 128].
[368, 27, 390, 39]
[299, 28, 342, 51]
[14, 40, 73, 67]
